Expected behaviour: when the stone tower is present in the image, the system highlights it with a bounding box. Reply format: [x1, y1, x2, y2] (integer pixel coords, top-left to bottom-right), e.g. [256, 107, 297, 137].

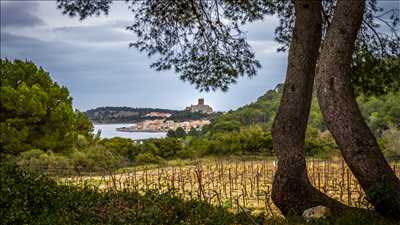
[198, 98, 204, 105]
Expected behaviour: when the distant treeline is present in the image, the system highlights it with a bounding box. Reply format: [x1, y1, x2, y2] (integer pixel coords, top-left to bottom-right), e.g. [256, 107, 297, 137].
[204, 84, 399, 137]
[85, 106, 212, 123]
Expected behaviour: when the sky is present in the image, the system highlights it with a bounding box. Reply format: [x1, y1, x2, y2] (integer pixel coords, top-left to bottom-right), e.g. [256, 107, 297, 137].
[1, 1, 398, 112]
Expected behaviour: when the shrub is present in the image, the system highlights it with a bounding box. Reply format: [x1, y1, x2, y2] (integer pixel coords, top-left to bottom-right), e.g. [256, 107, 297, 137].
[206, 126, 273, 155]
[77, 134, 89, 148]
[17, 149, 70, 173]
[1, 161, 262, 225]
[305, 128, 339, 157]
[379, 127, 400, 159]
[186, 137, 210, 157]
[2, 161, 397, 225]
[150, 138, 184, 158]
[100, 137, 140, 161]
[135, 152, 162, 164]
[69, 149, 93, 172]
[85, 146, 123, 171]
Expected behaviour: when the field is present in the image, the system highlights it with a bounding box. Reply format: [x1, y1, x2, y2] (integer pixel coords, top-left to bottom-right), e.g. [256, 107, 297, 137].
[54, 158, 400, 216]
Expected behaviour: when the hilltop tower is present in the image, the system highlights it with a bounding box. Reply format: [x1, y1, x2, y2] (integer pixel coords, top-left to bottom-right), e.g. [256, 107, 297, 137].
[198, 98, 204, 105]
[185, 98, 213, 114]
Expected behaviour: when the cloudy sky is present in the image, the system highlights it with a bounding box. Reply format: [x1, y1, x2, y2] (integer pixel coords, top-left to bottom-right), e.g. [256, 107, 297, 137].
[1, 1, 397, 111]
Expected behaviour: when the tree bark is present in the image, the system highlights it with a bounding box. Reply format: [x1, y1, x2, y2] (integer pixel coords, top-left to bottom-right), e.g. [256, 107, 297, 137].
[316, 0, 400, 219]
[271, 0, 346, 216]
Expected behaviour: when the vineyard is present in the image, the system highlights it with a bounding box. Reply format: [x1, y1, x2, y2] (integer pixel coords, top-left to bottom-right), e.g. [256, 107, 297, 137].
[53, 159, 400, 216]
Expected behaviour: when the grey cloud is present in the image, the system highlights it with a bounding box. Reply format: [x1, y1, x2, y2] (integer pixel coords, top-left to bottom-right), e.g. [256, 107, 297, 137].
[51, 20, 135, 44]
[377, 0, 399, 12]
[1, 1, 286, 112]
[1, 29, 286, 111]
[243, 18, 278, 42]
[1, 1, 44, 28]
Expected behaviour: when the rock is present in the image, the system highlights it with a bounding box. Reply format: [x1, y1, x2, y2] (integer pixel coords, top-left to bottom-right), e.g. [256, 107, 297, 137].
[302, 205, 331, 220]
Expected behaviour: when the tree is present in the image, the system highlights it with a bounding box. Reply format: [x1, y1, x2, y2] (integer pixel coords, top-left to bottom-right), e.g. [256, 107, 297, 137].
[352, 50, 400, 96]
[188, 127, 199, 137]
[166, 129, 176, 138]
[151, 138, 183, 158]
[271, 0, 346, 215]
[174, 127, 187, 138]
[0, 59, 94, 156]
[75, 110, 94, 139]
[1, 59, 76, 155]
[315, 0, 400, 218]
[56, 0, 400, 217]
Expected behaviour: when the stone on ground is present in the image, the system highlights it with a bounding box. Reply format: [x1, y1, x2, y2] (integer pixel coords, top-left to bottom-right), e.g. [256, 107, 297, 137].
[302, 205, 331, 220]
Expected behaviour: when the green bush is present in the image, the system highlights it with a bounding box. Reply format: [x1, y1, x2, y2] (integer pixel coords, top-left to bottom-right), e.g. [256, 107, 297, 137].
[304, 128, 339, 157]
[85, 145, 123, 171]
[379, 127, 400, 159]
[2, 161, 397, 225]
[205, 126, 273, 155]
[150, 138, 184, 158]
[1, 161, 260, 225]
[17, 149, 71, 172]
[187, 137, 210, 157]
[77, 134, 89, 149]
[100, 137, 140, 161]
[69, 149, 93, 171]
[135, 152, 163, 164]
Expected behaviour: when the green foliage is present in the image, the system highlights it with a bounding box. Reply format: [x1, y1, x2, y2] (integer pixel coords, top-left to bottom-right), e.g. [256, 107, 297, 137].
[188, 127, 200, 137]
[77, 135, 89, 149]
[174, 127, 187, 138]
[0, 161, 261, 225]
[75, 111, 94, 139]
[357, 92, 400, 135]
[304, 128, 339, 157]
[166, 129, 176, 138]
[84, 145, 122, 171]
[352, 50, 400, 96]
[308, 97, 325, 131]
[135, 152, 163, 164]
[15, 145, 124, 173]
[207, 126, 273, 155]
[168, 110, 210, 122]
[379, 126, 400, 159]
[0, 59, 93, 156]
[65, 146, 123, 172]
[1, 161, 396, 225]
[209, 120, 242, 133]
[17, 149, 70, 172]
[206, 85, 282, 134]
[100, 137, 140, 161]
[166, 127, 187, 138]
[205, 84, 398, 156]
[184, 138, 210, 158]
[151, 138, 184, 158]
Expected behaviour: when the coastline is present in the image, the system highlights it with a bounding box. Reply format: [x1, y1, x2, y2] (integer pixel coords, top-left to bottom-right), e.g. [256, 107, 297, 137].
[116, 128, 167, 133]
[94, 124, 167, 140]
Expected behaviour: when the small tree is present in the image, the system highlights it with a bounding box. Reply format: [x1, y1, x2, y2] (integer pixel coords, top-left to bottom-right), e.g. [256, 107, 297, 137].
[174, 127, 187, 138]
[166, 129, 176, 138]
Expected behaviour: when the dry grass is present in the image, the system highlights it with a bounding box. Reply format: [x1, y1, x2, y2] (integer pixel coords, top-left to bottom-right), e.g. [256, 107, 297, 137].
[56, 158, 400, 216]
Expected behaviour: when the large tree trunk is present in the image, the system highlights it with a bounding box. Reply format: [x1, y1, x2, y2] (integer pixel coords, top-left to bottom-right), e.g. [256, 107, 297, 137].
[271, 0, 346, 216]
[316, 0, 400, 219]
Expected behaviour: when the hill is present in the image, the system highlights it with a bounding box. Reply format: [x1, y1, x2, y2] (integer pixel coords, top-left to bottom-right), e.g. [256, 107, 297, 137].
[206, 84, 399, 136]
[85, 106, 211, 124]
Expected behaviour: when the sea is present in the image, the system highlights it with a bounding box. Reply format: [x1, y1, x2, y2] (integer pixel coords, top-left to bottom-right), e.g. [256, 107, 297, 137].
[94, 124, 166, 140]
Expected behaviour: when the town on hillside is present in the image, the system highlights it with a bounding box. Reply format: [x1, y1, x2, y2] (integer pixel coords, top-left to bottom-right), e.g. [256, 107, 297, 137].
[116, 98, 213, 133]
